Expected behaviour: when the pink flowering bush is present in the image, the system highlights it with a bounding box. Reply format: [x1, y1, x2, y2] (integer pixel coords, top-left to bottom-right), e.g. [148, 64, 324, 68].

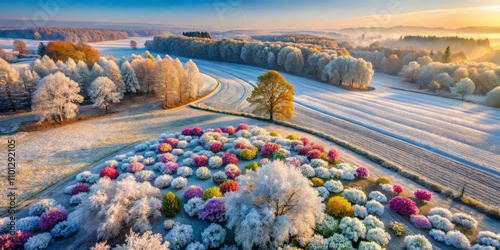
[184, 186, 204, 200]
[191, 127, 204, 136]
[127, 162, 145, 173]
[356, 167, 370, 178]
[414, 189, 432, 202]
[310, 143, 325, 153]
[306, 149, 322, 159]
[99, 167, 120, 179]
[297, 146, 311, 156]
[261, 143, 281, 158]
[410, 215, 432, 229]
[393, 185, 403, 195]
[193, 155, 209, 167]
[164, 138, 179, 147]
[39, 208, 68, 231]
[300, 137, 309, 146]
[389, 196, 419, 216]
[224, 164, 241, 179]
[160, 153, 177, 163]
[328, 149, 339, 163]
[199, 198, 226, 222]
[222, 126, 235, 135]
[236, 123, 249, 132]
[70, 183, 89, 195]
[0, 231, 33, 250]
[157, 143, 173, 153]
[222, 152, 239, 165]
[182, 128, 193, 136]
[210, 141, 224, 153]
[234, 141, 245, 149]
[165, 162, 179, 174]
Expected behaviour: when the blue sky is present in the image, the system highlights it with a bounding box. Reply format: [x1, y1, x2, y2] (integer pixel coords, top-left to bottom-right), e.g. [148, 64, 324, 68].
[1, 0, 499, 29]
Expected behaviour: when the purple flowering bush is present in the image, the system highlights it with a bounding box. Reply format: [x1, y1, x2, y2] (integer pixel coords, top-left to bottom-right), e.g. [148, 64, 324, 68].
[39, 208, 68, 231]
[224, 164, 241, 179]
[222, 126, 235, 135]
[414, 189, 432, 202]
[184, 186, 204, 200]
[70, 183, 89, 195]
[199, 198, 226, 222]
[160, 153, 177, 163]
[193, 155, 209, 167]
[328, 149, 339, 163]
[261, 143, 281, 158]
[164, 162, 179, 174]
[236, 123, 249, 132]
[127, 162, 145, 173]
[191, 127, 204, 136]
[410, 215, 432, 229]
[222, 152, 239, 165]
[355, 167, 370, 178]
[0, 231, 33, 250]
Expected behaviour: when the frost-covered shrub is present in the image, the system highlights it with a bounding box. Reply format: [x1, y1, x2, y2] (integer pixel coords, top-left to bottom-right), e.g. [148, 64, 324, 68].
[368, 191, 387, 203]
[379, 183, 393, 192]
[29, 199, 59, 216]
[356, 167, 370, 178]
[340, 169, 355, 180]
[220, 180, 239, 194]
[452, 213, 478, 228]
[308, 234, 328, 250]
[39, 208, 67, 231]
[212, 171, 228, 184]
[358, 241, 383, 250]
[477, 231, 500, 247]
[324, 180, 343, 193]
[315, 215, 338, 238]
[315, 167, 331, 179]
[177, 167, 194, 177]
[171, 177, 188, 189]
[224, 164, 241, 179]
[363, 215, 384, 231]
[429, 229, 446, 242]
[364, 200, 383, 216]
[196, 167, 211, 180]
[160, 153, 178, 163]
[135, 170, 156, 182]
[186, 242, 206, 250]
[193, 155, 209, 168]
[154, 162, 166, 171]
[134, 143, 148, 152]
[339, 217, 366, 242]
[376, 177, 392, 185]
[327, 233, 352, 250]
[154, 175, 173, 189]
[310, 159, 327, 169]
[445, 230, 471, 249]
[389, 196, 419, 216]
[366, 228, 391, 246]
[171, 149, 184, 156]
[201, 223, 226, 248]
[300, 164, 316, 178]
[354, 205, 368, 218]
[24, 232, 52, 250]
[143, 157, 155, 165]
[17, 216, 40, 232]
[393, 184, 403, 194]
[50, 221, 78, 238]
[235, 129, 251, 138]
[410, 215, 432, 229]
[470, 245, 496, 250]
[284, 157, 301, 167]
[327, 149, 339, 163]
[428, 215, 454, 232]
[210, 141, 224, 153]
[70, 193, 87, 205]
[157, 143, 173, 153]
[76, 171, 99, 183]
[161, 162, 178, 175]
[208, 156, 223, 168]
[105, 159, 119, 167]
[203, 187, 222, 200]
[326, 196, 354, 217]
[343, 188, 367, 204]
[414, 189, 432, 202]
[161, 192, 182, 217]
[404, 235, 432, 250]
[113, 230, 169, 250]
[427, 207, 453, 220]
[127, 162, 145, 173]
[315, 187, 329, 200]
[71, 183, 89, 195]
[163, 219, 178, 230]
[177, 140, 188, 149]
[99, 167, 120, 179]
[184, 186, 204, 200]
[252, 140, 265, 149]
[184, 197, 205, 218]
[261, 143, 281, 158]
[64, 185, 76, 195]
[199, 198, 226, 222]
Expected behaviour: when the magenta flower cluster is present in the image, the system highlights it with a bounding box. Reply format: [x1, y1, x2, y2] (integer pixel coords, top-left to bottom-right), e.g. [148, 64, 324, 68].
[0, 231, 33, 249]
[164, 138, 179, 147]
[165, 162, 179, 173]
[222, 126, 235, 135]
[285, 157, 301, 167]
[389, 196, 419, 216]
[300, 137, 309, 146]
[414, 189, 432, 202]
[410, 215, 432, 229]
[310, 143, 325, 153]
[355, 167, 370, 178]
[393, 185, 403, 194]
[160, 153, 177, 163]
[184, 185, 204, 200]
[199, 198, 226, 222]
[222, 152, 239, 165]
[327, 149, 339, 163]
[182, 127, 204, 136]
[261, 143, 281, 158]
[236, 123, 249, 132]
[225, 165, 242, 179]
[70, 183, 90, 195]
[210, 141, 224, 153]
[127, 162, 145, 173]
[297, 146, 312, 156]
[100, 167, 120, 179]
[39, 208, 68, 231]
[306, 149, 322, 159]
[193, 155, 209, 167]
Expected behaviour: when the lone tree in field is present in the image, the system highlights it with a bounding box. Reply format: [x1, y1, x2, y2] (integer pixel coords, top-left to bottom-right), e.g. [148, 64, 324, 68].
[451, 78, 475, 100]
[130, 40, 138, 50]
[89, 77, 121, 114]
[247, 70, 294, 122]
[13, 40, 29, 55]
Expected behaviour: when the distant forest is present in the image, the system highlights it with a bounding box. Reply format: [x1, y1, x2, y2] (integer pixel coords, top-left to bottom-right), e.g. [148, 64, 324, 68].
[0, 28, 165, 43]
[182, 31, 211, 39]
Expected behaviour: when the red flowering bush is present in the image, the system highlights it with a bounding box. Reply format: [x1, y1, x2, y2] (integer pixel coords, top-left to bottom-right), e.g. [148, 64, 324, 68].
[209, 128, 223, 133]
[222, 152, 239, 165]
[199, 198, 226, 222]
[70, 183, 89, 195]
[310, 143, 325, 153]
[234, 141, 245, 149]
[184, 185, 204, 200]
[393, 185, 403, 195]
[220, 180, 239, 193]
[127, 162, 145, 173]
[191, 127, 203, 136]
[355, 167, 369, 178]
[182, 128, 192, 136]
[414, 189, 432, 202]
[0, 231, 33, 250]
[306, 149, 322, 159]
[222, 126, 235, 134]
[328, 149, 339, 163]
[164, 138, 179, 147]
[160, 153, 177, 163]
[39, 208, 68, 231]
[224, 164, 241, 179]
[297, 146, 312, 156]
[193, 155, 209, 167]
[389, 196, 419, 216]
[157, 143, 173, 153]
[261, 143, 281, 158]
[209, 141, 224, 153]
[236, 123, 249, 132]
[99, 167, 120, 179]
[300, 137, 309, 146]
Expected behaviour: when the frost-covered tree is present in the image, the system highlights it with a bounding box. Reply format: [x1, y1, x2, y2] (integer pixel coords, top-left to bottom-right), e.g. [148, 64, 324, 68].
[400, 61, 420, 83]
[64, 58, 82, 83]
[32, 72, 83, 122]
[0, 58, 21, 111]
[131, 58, 156, 96]
[172, 58, 187, 101]
[432, 72, 454, 89]
[120, 61, 140, 97]
[18, 68, 40, 106]
[322, 56, 356, 86]
[451, 78, 475, 99]
[452, 67, 469, 82]
[381, 54, 401, 75]
[76, 60, 91, 97]
[351, 59, 374, 88]
[13, 39, 28, 54]
[478, 69, 500, 93]
[486, 86, 500, 108]
[91, 63, 106, 83]
[113, 230, 170, 250]
[105, 60, 125, 97]
[154, 56, 180, 108]
[89, 77, 121, 113]
[30, 55, 58, 77]
[225, 160, 325, 249]
[185, 59, 202, 98]
[277, 46, 305, 74]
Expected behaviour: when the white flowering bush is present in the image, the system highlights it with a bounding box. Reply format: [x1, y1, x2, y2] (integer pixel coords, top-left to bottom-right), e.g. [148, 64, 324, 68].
[427, 207, 453, 220]
[366, 228, 391, 246]
[445, 230, 471, 249]
[365, 200, 384, 215]
[201, 223, 227, 248]
[379, 184, 393, 192]
[163, 219, 179, 230]
[342, 188, 367, 204]
[329, 168, 343, 178]
[358, 241, 383, 250]
[64, 185, 76, 195]
[24, 232, 53, 250]
[183, 151, 194, 158]
[69, 192, 87, 205]
[29, 199, 60, 216]
[310, 159, 328, 168]
[186, 242, 206, 250]
[429, 229, 446, 242]
[208, 156, 223, 168]
[17, 216, 40, 232]
[154, 175, 173, 189]
[50, 221, 79, 238]
[172, 149, 184, 156]
[428, 215, 454, 232]
[315, 167, 331, 179]
[183, 158, 194, 167]
[212, 171, 228, 184]
[308, 235, 328, 250]
[115, 154, 127, 161]
[404, 235, 433, 250]
[477, 231, 500, 248]
[354, 205, 368, 219]
[340, 170, 355, 180]
[196, 167, 211, 180]
[236, 129, 251, 138]
[105, 159, 119, 167]
[252, 140, 265, 149]
[117, 173, 135, 181]
[339, 217, 366, 242]
[368, 191, 387, 203]
[315, 187, 329, 200]
[177, 167, 194, 178]
[177, 140, 188, 149]
[135, 170, 156, 182]
[164, 224, 194, 250]
[184, 197, 205, 217]
[113, 230, 170, 250]
[144, 151, 156, 158]
[327, 233, 352, 250]
[470, 244, 496, 250]
[324, 180, 343, 193]
[76, 171, 99, 183]
[315, 215, 338, 238]
[452, 212, 478, 228]
[143, 157, 155, 165]
[171, 177, 188, 189]
[300, 164, 316, 178]
[362, 215, 384, 231]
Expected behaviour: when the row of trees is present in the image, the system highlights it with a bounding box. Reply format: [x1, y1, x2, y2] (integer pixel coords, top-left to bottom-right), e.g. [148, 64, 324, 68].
[37, 40, 102, 65]
[145, 36, 373, 89]
[182, 31, 211, 39]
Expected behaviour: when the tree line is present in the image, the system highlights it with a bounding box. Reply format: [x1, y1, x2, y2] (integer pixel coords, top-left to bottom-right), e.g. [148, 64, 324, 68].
[182, 31, 211, 39]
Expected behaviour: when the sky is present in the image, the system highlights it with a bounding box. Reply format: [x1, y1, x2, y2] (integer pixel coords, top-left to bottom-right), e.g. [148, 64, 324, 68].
[1, 0, 500, 30]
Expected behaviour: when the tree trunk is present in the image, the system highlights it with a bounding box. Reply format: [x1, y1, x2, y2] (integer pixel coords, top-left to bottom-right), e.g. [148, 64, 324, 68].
[105, 105, 109, 114]
[269, 112, 274, 122]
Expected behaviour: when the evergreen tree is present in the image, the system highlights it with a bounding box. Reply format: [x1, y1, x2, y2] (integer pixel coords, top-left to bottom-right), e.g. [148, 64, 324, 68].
[442, 46, 451, 63]
[120, 61, 140, 97]
[105, 60, 125, 97]
[38, 42, 46, 56]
